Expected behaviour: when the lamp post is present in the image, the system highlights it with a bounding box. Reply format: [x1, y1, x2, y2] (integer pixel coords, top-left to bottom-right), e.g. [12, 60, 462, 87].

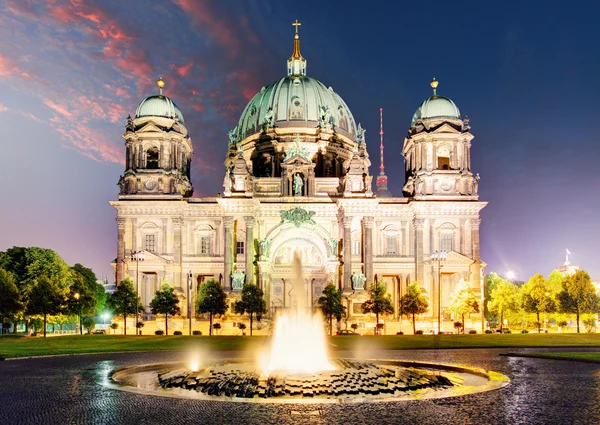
[432, 250, 446, 334]
[131, 250, 145, 335]
[73, 292, 81, 335]
[188, 270, 193, 336]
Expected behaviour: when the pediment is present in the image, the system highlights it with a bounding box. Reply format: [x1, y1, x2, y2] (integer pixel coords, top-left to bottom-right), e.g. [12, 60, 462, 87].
[429, 123, 461, 134]
[135, 123, 168, 134]
[282, 154, 313, 165]
[442, 251, 475, 265]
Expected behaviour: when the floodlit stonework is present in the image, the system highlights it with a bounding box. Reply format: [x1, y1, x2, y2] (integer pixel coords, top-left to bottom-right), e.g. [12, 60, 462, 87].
[110, 27, 486, 332]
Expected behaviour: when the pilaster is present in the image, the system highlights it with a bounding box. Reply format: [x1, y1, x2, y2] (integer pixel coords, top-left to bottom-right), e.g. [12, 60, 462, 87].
[116, 217, 126, 285]
[413, 218, 425, 284]
[223, 216, 234, 290]
[362, 216, 374, 283]
[244, 216, 255, 284]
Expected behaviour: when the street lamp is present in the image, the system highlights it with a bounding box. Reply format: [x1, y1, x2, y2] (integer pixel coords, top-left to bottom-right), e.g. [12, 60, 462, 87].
[432, 250, 447, 334]
[73, 292, 81, 335]
[131, 250, 145, 334]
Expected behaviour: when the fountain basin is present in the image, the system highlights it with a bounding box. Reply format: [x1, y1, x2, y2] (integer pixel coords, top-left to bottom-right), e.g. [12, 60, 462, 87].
[109, 359, 509, 404]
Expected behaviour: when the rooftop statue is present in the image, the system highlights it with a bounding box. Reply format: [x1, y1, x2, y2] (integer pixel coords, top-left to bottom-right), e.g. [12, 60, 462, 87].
[357, 123, 366, 146]
[319, 106, 333, 130]
[283, 134, 311, 162]
[351, 272, 366, 291]
[228, 126, 238, 147]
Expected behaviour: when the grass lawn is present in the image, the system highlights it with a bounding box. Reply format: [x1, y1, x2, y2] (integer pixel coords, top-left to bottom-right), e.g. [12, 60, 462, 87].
[1, 333, 600, 359]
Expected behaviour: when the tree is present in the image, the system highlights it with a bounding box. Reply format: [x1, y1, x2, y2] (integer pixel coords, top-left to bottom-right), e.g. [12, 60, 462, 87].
[447, 280, 479, 334]
[196, 279, 228, 336]
[487, 280, 519, 331]
[26, 276, 65, 337]
[398, 282, 429, 334]
[1, 247, 73, 333]
[66, 273, 98, 334]
[0, 267, 22, 333]
[521, 273, 556, 332]
[72, 263, 106, 314]
[484, 272, 509, 326]
[317, 283, 346, 336]
[362, 283, 394, 335]
[107, 278, 143, 336]
[150, 281, 181, 335]
[547, 270, 564, 293]
[233, 283, 267, 336]
[557, 270, 597, 333]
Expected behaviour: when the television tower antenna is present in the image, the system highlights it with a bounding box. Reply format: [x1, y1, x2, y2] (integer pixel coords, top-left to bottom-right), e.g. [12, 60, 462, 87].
[376, 107, 390, 196]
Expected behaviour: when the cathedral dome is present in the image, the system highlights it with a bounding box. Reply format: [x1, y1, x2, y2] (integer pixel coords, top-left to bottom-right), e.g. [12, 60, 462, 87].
[135, 78, 185, 124]
[236, 76, 357, 140]
[411, 79, 460, 126]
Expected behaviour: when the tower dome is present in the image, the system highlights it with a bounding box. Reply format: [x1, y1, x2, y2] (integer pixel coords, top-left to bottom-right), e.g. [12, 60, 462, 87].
[135, 78, 185, 123]
[410, 78, 460, 126]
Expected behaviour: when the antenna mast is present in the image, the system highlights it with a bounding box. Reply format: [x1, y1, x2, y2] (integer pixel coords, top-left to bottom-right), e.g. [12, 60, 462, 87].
[376, 107, 390, 196]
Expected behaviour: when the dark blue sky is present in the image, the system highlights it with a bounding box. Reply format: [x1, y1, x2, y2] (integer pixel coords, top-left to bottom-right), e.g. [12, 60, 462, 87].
[1, 1, 598, 282]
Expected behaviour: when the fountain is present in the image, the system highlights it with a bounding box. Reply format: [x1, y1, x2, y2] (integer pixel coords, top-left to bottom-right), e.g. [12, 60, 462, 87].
[109, 252, 509, 403]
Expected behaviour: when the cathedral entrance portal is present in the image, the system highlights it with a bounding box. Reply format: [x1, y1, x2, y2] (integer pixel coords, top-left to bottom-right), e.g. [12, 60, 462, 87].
[266, 225, 332, 314]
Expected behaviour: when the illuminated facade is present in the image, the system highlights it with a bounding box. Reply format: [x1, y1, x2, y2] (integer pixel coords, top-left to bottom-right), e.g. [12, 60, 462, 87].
[111, 25, 486, 330]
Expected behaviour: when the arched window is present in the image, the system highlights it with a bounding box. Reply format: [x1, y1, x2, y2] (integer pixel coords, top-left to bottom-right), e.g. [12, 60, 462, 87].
[437, 145, 450, 170]
[146, 147, 159, 169]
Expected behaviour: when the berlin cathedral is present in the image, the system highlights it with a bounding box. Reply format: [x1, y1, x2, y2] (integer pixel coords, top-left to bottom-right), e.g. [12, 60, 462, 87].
[111, 23, 486, 331]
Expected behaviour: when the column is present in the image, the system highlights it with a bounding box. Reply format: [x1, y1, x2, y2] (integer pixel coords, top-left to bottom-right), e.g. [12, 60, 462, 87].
[223, 216, 234, 290]
[116, 217, 126, 285]
[131, 218, 137, 253]
[161, 218, 168, 255]
[244, 216, 255, 284]
[342, 216, 353, 291]
[362, 216, 374, 283]
[173, 217, 183, 296]
[413, 218, 425, 284]
[470, 218, 483, 331]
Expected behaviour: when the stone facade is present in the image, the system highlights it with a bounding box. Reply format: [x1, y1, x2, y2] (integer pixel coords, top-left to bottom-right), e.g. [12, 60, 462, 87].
[111, 29, 486, 330]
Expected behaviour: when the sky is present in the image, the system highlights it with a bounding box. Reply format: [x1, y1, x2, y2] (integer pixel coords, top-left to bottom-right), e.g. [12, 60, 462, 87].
[0, 1, 599, 283]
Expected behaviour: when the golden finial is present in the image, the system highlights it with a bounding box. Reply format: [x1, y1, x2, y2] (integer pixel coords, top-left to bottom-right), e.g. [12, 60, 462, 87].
[157, 76, 165, 95]
[291, 19, 302, 58]
[430, 77, 438, 96]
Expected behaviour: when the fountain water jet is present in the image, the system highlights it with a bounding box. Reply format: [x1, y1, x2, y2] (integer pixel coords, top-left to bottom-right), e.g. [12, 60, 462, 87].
[259, 251, 335, 375]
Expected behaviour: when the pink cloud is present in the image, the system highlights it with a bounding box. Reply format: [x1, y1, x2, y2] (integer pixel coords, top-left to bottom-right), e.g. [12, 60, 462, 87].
[172, 61, 194, 77]
[44, 98, 74, 118]
[173, 0, 239, 55]
[0, 103, 7, 112]
[0, 53, 19, 77]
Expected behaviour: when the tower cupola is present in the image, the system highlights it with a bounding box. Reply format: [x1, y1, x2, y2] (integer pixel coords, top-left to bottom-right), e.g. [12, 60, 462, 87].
[117, 77, 194, 198]
[402, 79, 477, 199]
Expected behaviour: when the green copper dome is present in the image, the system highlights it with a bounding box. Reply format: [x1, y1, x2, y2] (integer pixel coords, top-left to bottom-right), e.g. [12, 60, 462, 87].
[236, 75, 357, 140]
[411, 79, 460, 126]
[135, 94, 185, 124]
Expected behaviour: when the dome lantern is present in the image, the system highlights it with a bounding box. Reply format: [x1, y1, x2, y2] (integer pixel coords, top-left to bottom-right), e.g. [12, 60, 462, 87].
[410, 78, 460, 126]
[135, 77, 185, 124]
[287, 19, 306, 77]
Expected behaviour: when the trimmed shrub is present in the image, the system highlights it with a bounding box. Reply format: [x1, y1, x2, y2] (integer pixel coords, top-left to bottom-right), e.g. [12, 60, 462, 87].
[350, 323, 358, 331]
[521, 329, 529, 333]
[415, 330, 424, 335]
[192, 330, 202, 336]
[155, 330, 164, 335]
[213, 323, 221, 329]
[396, 331, 404, 335]
[469, 329, 477, 334]
[173, 331, 182, 335]
[485, 329, 493, 334]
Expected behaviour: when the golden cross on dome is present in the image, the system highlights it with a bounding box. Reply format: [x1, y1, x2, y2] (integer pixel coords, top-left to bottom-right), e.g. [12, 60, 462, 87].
[292, 19, 301, 34]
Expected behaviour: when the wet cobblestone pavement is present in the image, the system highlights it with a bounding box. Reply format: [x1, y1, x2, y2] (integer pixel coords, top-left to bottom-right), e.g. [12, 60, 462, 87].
[1, 347, 600, 425]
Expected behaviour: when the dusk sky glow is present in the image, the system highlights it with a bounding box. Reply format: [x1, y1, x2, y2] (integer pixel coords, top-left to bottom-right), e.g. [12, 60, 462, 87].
[1, 1, 599, 282]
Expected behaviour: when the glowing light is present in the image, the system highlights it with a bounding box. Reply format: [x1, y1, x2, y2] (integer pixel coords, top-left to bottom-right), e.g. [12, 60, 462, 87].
[506, 270, 515, 280]
[259, 250, 335, 375]
[189, 360, 199, 372]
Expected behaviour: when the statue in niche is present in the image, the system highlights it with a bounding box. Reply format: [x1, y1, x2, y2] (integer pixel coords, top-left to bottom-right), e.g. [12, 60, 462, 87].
[258, 239, 270, 256]
[293, 174, 303, 196]
[325, 159, 333, 177]
[365, 175, 373, 192]
[327, 239, 339, 256]
[351, 272, 367, 291]
[231, 270, 245, 290]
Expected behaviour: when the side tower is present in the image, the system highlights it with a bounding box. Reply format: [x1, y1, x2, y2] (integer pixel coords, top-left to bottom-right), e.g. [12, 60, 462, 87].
[402, 79, 478, 199]
[118, 78, 193, 198]
[402, 79, 486, 331]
